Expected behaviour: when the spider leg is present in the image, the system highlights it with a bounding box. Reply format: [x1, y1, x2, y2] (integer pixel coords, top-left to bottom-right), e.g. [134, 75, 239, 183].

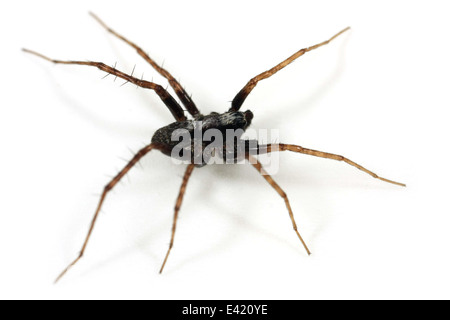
[22, 48, 187, 122]
[160, 164, 195, 273]
[89, 12, 201, 117]
[230, 27, 350, 112]
[54, 143, 158, 283]
[260, 143, 406, 187]
[246, 154, 311, 255]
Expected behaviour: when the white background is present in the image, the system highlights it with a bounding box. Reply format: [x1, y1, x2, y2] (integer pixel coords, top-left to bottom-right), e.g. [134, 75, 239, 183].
[1, 0, 449, 300]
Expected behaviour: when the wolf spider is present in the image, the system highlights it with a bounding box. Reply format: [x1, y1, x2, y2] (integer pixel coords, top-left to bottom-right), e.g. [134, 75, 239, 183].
[23, 13, 405, 283]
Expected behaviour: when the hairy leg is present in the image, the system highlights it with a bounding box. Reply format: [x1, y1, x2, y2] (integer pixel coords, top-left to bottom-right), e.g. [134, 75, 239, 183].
[23, 48, 187, 122]
[247, 154, 311, 255]
[55, 143, 158, 283]
[259, 143, 406, 187]
[231, 27, 350, 111]
[90, 12, 200, 117]
[159, 164, 195, 273]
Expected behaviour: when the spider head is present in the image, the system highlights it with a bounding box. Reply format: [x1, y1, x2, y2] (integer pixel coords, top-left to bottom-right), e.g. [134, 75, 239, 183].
[243, 110, 254, 128]
[219, 109, 253, 131]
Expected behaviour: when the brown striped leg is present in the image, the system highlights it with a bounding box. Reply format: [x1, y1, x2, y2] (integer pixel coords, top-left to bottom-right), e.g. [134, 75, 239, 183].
[22, 49, 187, 122]
[230, 27, 350, 112]
[89, 12, 201, 117]
[159, 164, 195, 273]
[247, 154, 311, 255]
[260, 143, 406, 187]
[54, 143, 157, 283]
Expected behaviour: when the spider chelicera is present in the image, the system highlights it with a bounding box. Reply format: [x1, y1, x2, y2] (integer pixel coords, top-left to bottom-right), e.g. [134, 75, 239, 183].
[23, 13, 405, 283]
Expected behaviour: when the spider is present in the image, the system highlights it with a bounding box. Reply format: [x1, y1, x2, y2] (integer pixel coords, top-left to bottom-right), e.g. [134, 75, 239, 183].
[23, 13, 405, 283]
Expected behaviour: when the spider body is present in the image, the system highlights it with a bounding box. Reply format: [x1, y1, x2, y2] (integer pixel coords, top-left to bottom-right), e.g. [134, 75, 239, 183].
[23, 13, 404, 283]
[151, 110, 254, 166]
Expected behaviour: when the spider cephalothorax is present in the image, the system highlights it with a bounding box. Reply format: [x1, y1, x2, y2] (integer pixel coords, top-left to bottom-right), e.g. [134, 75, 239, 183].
[23, 13, 405, 283]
